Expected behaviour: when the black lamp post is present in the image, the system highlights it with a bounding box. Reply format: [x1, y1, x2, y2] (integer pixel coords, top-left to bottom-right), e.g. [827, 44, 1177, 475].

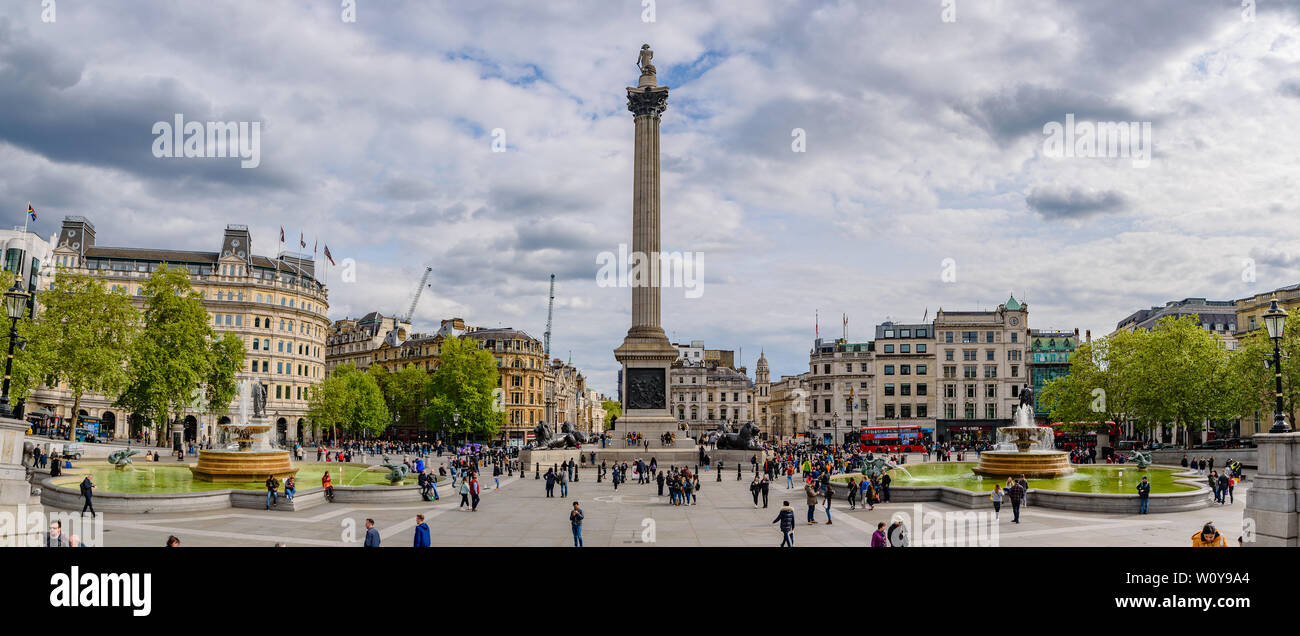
[0, 280, 29, 420]
[1262, 298, 1291, 434]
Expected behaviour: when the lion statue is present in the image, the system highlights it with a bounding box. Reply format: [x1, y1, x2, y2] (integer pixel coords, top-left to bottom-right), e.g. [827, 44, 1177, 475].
[534, 423, 574, 449]
[715, 422, 762, 450]
[560, 423, 589, 445]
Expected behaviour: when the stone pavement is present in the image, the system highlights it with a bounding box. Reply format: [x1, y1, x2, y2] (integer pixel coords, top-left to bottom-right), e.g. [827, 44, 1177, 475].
[81, 464, 1247, 547]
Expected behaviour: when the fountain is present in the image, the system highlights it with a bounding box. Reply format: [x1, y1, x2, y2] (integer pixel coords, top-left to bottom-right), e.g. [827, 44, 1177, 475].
[972, 388, 1075, 479]
[190, 379, 298, 482]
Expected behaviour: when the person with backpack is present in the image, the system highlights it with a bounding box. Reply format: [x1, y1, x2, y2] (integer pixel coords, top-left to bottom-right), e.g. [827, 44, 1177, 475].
[772, 500, 796, 547]
[459, 477, 472, 509]
[469, 473, 481, 511]
[264, 475, 279, 510]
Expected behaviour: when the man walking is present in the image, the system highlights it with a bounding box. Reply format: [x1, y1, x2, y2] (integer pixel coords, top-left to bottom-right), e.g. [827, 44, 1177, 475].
[558, 470, 568, 498]
[1136, 476, 1151, 514]
[470, 474, 481, 511]
[413, 514, 430, 547]
[760, 474, 771, 508]
[363, 518, 381, 547]
[570, 502, 584, 547]
[80, 474, 96, 516]
[772, 500, 795, 547]
[544, 469, 556, 497]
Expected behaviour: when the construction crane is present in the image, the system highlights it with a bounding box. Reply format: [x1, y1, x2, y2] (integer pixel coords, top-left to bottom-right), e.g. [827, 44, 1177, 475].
[401, 266, 433, 323]
[544, 273, 556, 358]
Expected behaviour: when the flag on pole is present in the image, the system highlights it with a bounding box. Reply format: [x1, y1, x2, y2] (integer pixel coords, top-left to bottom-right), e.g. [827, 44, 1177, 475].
[922, 307, 928, 323]
[299, 233, 306, 249]
[313, 239, 317, 255]
[26, 203, 36, 221]
[279, 226, 285, 243]
[323, 245, 335, 266]
[815, 309, 819, 338]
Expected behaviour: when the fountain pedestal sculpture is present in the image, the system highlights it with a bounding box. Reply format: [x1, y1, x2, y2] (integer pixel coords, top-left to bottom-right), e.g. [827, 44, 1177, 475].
[972, 388, 1074, 479]
[191, 380, 298, 482]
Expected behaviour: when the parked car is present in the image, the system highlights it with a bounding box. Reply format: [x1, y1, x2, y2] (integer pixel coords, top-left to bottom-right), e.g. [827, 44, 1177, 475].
[57, 443, 84, 460]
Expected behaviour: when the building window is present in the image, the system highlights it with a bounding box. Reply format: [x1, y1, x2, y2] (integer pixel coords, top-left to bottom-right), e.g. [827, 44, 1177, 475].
[945, 350, 954, 361]
[917, 364, 927, 375]
[883, 345, 894, 353]
[884, 365, 894, 375]
[917, 383, 927, 396]
[917, 404, 928, 418]
[884, 404, 896, 418]
[900, 404, 911, 418]
[985, 403, 996, 419]
[884, 384, 895, 396]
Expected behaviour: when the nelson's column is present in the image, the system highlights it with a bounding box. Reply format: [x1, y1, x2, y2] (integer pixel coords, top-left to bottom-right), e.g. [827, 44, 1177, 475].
[613, 44, 689, 448]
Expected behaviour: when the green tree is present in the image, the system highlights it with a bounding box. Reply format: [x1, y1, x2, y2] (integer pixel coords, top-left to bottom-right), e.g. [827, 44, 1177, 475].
[369, 363, 431, 433]
[13, 268, 138, 427]
[115, 265, 244, 444]
[1225, 308, 1300, 433]
[424, 336, 501, 441]
[1038, 330, 1143, 433]
[602, 398, 621, 429]
[308, 362, 389, 440]
[1132, 315, 1230, 442]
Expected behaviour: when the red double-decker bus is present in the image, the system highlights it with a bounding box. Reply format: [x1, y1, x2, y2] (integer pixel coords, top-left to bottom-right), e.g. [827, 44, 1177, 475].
[846, 425, 932, 453]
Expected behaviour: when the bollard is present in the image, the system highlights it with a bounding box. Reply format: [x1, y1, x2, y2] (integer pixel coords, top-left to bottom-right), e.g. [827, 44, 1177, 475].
[535, 462, 540, 480]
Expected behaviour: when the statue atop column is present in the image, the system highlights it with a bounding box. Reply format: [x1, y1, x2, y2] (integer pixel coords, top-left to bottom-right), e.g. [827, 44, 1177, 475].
[637, 44, 657, 77]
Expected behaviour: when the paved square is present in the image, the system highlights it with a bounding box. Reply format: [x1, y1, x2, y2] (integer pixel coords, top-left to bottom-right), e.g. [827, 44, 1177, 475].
[79, 464, 1245, 547]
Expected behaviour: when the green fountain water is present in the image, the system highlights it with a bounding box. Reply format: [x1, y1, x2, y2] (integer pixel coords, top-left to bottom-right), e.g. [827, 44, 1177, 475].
[836, 462, 1195, 494]
[52, 462, 405, 493]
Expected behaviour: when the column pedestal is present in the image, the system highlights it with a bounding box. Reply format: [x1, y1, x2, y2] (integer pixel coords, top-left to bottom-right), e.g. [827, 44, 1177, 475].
[0, 417, 36, 519]
[1244, 432, 1300, 547]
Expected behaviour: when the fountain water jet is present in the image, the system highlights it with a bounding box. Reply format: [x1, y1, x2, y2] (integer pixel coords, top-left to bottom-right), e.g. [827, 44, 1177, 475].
[190, 379, 298, 482]
[972, 388, 1074, 479]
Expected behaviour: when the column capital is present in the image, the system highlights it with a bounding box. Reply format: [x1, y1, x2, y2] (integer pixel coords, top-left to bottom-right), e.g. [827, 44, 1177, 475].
[627, 86, 669, 118]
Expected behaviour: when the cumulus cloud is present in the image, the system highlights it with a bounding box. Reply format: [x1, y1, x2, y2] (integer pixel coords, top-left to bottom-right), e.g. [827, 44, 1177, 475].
[1, 1, 1298, 395]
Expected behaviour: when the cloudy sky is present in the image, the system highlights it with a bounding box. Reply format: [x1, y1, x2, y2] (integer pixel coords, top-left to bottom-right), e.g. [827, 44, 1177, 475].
[2, 0, 1299, 396]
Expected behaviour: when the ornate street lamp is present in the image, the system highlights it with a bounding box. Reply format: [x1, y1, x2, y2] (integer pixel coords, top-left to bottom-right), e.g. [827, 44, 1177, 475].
[0, 280, 29, 419]
[1262, 298, 1291, 433]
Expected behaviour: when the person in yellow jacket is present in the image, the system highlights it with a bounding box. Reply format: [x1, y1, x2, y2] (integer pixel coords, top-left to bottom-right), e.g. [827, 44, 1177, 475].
[1191, 522, 1227, 547]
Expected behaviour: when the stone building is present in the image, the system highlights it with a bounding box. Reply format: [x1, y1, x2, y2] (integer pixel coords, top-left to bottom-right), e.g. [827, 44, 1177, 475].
[1115, 297, 1238, 350]
[31, 217, 329, 445]
[753, 352, 771, 435]
[1029, 328, 1078, 423]
[933, 296, 1030, 443]
[806, 338, 875, 446]
[669, 344, 754, 437]
[325, 312, 410, 373]
[766, 373, 810, 441]
[370, 318, 547, 444]
[873, 321, 936, 434]
[1235, 284, 1300, 340]
[546, 358, 585, 438]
